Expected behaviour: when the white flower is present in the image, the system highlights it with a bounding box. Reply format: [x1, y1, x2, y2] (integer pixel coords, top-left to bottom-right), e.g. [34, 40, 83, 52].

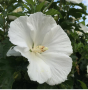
[7, 12, 73, 85]
[66, 0, 83, 3]
[77, 24, 88, 36]
[80, 23, 88, 33]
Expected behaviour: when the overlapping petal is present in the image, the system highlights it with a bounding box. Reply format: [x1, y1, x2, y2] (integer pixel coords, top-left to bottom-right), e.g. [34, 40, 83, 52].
[42, 25, 72, 56]
[27, 12, 56, 47]
[38, 52, 72, 85]
[14, 46, 51, 83]
[27, 53, 51, 84]
[7, 12, 73, 85]
[8, 16, 33, 49]
[7, 47, 21, 56]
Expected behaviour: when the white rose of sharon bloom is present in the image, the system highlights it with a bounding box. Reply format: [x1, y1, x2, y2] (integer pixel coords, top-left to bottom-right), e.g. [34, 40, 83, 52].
[76, 24, 88, 36]
[66, 0, 83, 4]
[80, 23, 88, 33]
[7, 12, 73, 85]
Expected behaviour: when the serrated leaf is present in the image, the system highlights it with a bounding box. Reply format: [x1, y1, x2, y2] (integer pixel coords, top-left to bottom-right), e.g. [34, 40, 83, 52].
[36, 2, 45, 12]
[68, 8, 83, 18]
[22, 3, 31, 11]
[8, 12, 25, 17]
[78, 80, 87, 89]
[25, 0, 35, 5]
[45, 9, 62, 18]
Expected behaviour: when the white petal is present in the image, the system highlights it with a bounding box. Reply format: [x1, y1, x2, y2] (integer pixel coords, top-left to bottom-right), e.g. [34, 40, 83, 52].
[27, 53, 51, 84]
[27, 12, 56, 47]
[14, 46, 51, 84]
[38, 52, 72, 85]
[8, 16, 33, 49]
[7, 47, 21, 56]
[66, 0, 82, 3]
[80, 23, 88, 33]
[42, 25, 73, 56]
[14, 46, 31, 61]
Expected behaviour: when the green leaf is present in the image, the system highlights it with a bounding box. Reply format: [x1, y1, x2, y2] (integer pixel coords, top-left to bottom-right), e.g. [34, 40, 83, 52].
[0, 56, 29, 89]
[78, 80, 87, 89]
[0, 58, 15, 89]
[68, 8, 84, 18]
[25, 0, 35, 6]
[0, 16, 4, 25]
[45, 9, 62, 18]
[37, 83, 57, 89]
[22, 3, 31, 11]
[70, 54, 78, 63]
[7, 3, 22, 13]
[80, 21, 85, 25]
[59, 77, 74, 89]
[36, 2, 45, 12]
[8, 12, 25, 17]
[0, 38, 12, 58]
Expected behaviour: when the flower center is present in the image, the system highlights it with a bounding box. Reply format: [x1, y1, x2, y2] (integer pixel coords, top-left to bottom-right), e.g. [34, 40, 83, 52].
[30, 45, 48, 53]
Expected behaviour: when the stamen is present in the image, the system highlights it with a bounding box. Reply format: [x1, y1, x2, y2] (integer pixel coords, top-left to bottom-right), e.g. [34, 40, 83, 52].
[30, 45, 48, 53]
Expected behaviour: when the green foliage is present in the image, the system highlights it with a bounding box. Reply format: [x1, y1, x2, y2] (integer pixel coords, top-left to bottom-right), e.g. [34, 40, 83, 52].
[0, 16, 4, 26]
[37, 83, 58, 89]
[0, 58, 15, 89]
[78, 80, 88, 89]
[59, 77, 74, 89]
[0, 0, 88, 89]
[25, 0, 35, 6]
[36, 2, 45, 12]
[45, 8, 62, 17]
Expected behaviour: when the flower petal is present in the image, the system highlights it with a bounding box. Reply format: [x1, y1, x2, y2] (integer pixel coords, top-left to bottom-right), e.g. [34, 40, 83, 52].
[27, 53, 51, 84]
[8, 16, 33, 49]
[14, 46, 31, 61]
[38, 52, 72, 85]
[42, 25, 73, 56]
[7, 47, 21, 56]
[80, 23, 88, 33]
[27, 12, 56, 47]
[14, 46, 51, 84]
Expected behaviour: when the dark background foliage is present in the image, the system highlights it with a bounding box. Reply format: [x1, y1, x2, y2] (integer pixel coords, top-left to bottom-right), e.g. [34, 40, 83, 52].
[0, 0, 88, 89]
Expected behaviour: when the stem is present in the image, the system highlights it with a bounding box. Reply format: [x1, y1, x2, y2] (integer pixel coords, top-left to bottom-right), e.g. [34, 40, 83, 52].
[59, 0, 62, 10]
[3, 16, 5, 34]
[43, 0, 54, 13]
[77, 57, 83, 64]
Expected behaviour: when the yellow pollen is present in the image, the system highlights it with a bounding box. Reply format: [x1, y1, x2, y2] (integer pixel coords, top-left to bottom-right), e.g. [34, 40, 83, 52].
[31, 45, 48, 53]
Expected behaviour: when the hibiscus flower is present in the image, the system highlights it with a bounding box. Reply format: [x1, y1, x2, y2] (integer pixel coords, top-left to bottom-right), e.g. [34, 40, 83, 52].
[7, 12, 73, 85]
